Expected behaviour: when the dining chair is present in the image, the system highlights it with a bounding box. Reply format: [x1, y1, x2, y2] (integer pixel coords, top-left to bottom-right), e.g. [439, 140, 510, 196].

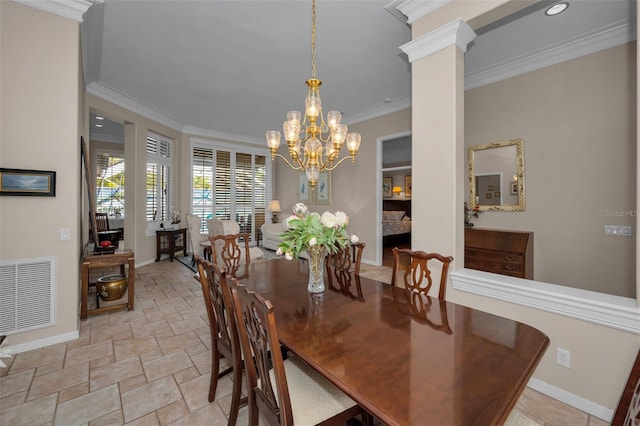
[391, 247, 454, 300]
[210, 233, 252, 278]
[95, 212, 110, 232]
[194, 255, 247, 425]
[326, 242, 366, 275]
[186, 213, 209, 265]
[611, 348, 640, 425]
[228, 279, 372, 426]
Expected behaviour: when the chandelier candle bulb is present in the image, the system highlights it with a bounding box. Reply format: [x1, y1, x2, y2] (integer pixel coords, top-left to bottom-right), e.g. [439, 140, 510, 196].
[265, 0, 361, 189]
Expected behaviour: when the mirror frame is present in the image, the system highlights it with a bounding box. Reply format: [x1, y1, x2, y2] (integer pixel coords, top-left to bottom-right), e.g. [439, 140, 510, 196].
[468, 138, 525, 211]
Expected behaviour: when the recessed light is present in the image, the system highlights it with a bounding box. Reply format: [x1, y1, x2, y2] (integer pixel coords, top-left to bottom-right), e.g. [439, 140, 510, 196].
[545, 2, 569, 16]
[95, 124, 103, 128]
[96, 116, 104, 120]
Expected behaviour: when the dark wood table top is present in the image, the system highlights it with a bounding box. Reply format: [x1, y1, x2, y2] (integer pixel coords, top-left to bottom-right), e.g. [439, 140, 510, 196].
[240, 258, 549, 426]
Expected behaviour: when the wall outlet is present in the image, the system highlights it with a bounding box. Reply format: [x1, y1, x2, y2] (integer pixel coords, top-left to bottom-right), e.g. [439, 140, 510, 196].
[557, 347, 571, 368]
[604, 225, 632, 236]
[60, 228, 70, 241]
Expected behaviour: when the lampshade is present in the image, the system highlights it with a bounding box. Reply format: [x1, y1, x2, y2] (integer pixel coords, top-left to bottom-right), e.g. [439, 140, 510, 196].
[392, 186, 402, 194]
[269, 200, 282, 213]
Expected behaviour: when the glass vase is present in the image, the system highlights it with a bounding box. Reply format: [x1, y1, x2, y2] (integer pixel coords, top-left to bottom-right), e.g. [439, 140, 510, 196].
[307, 246, 327, 293]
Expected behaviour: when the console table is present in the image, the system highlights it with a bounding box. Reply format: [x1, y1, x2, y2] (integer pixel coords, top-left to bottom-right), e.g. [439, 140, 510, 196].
[80, 243, 135, 320]
[155, 228, 187, 262]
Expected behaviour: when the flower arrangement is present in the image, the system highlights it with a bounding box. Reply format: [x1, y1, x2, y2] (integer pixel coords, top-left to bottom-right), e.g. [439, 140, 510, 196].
[276, 203, 359, 260]
[464, 201, 482, 227]
[169, 205, 181, 225]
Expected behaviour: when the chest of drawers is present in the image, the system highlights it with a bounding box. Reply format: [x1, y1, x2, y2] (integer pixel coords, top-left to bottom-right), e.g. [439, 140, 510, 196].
[464, 228, 533, 279]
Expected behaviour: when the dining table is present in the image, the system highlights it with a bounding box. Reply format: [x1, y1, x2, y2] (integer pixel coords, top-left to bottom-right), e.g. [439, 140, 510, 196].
[237, 258, 549, 426]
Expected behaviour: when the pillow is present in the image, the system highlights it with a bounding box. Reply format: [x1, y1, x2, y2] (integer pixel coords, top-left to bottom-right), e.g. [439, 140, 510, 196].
[402, 215, 411, 221]
[383, 210, 405, 221]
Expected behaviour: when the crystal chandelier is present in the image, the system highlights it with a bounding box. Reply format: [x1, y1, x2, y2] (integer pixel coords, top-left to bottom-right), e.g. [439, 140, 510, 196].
[265, 0, 361, 190]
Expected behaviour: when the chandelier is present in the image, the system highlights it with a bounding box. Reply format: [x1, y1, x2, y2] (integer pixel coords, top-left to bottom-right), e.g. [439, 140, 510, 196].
[265, 0, 361, 190]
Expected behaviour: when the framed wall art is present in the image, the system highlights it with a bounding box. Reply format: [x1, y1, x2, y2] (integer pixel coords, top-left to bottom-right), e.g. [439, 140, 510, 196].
[298, 173, 310, 203]
[404, 175, 412, 197]
[383, 177, 392, 198]
[0, 168, 56, 197]
[314, 171, 331, 205]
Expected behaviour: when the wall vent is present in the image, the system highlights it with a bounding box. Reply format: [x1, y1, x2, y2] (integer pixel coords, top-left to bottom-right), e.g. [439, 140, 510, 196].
[0, 257, 55, 335]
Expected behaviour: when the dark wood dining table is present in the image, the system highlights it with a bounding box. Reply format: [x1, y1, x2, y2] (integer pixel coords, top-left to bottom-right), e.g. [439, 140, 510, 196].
[238, 258, 549, 426]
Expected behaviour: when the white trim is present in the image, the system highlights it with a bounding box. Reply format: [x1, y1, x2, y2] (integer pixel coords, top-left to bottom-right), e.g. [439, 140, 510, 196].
[527, 378, 613, 422]
[450, 269, 640, 335]
[344, 96, 411, 126]
[5, 330, 79, 354]
[384, 0, 409, 24]
[13, 0, 96, 22]
[87, 82, 184, 132]
[395, 0, 452, 24]
[465, 19, 635, 90]
[183, 126, 263, 146]
[400, 18, 477, 63]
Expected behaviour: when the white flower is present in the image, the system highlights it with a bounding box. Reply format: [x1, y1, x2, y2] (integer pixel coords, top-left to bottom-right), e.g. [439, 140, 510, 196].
[293, 203, 308, 217]
[335, 211, 348, 226]
[276, 247, 283, 255]
[285, 215, 298, 229]
[285, 252, 294, 261]
[320, 211, 337, 228]
[350, 234, 359, 244]
[309, 237, 317, 247]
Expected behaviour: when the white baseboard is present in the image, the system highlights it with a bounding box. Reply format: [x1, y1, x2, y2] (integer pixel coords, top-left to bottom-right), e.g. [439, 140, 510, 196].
[4, 330, 79, 354]
[527, 378, 613, 422]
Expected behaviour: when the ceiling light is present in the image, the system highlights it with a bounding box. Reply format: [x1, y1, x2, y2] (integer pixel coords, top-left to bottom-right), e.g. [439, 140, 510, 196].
[95, 124, 103, 128]
[545, 2, 569, 16]
[265, 0, 361, 190]
[95, 116, 104, 120]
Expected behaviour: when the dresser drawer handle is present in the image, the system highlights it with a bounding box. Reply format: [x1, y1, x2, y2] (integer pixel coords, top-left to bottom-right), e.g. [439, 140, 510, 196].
[504, 255, 514, 261]
[505, 264, 515, 271]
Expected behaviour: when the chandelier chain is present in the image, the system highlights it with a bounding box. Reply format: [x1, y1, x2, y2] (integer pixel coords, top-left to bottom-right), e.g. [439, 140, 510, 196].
[311, 0, 317, 78]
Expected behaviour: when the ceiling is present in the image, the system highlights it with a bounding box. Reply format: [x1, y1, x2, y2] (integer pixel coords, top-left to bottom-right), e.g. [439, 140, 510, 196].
[83, 0, 636, 145]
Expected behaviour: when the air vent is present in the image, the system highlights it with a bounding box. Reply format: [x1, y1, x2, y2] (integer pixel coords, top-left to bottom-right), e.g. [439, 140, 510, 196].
[0, 257, 55, 335]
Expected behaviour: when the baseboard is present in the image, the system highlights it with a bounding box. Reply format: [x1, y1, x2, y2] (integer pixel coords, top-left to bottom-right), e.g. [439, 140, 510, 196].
[4, 330, 79, 354]
[527, 378, 614, 422]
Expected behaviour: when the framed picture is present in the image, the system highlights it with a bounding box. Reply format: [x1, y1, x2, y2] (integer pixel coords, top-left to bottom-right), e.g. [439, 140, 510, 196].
[404, 175, 412, 198]
[383, 177, 392, 198]
[495, 191, 500, 197]
[0, 168, 56, 196]
[298, 173, 310, 202]
[314, 171, 331, 205]
[510, 181, 518, 195]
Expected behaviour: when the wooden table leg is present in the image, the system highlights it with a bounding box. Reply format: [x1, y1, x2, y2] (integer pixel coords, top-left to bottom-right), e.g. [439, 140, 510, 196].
[81, 261, 90, 320]
[127, 255, 135, 311]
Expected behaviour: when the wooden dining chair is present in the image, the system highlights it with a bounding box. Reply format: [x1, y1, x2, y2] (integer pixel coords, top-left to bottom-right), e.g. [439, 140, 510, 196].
[391, 247, 454, 300]
[228, 279, 372, 426]
[612, 348, 640, 425]
[326, 242, 366, 275]
[210, 233, 251, 274]
[95, 212, 110, 232]
[194, 255, 247, 425]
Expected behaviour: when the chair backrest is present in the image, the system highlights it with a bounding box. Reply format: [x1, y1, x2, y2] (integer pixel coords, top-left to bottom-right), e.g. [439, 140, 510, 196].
[194, 255, 240, 363]
[326, 242, 366, 275]
[207, 217, 240, 237]
[391, 247, 453, 300]
[95, 212, 109, 231]
[229, 279, 292, 425]
[210, 233, 251, 273]
[186, 213, 203, 253]
[612, 348, 640, 425]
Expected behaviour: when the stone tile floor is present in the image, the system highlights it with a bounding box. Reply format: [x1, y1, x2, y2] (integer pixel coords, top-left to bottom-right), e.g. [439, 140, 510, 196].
[0, 259, 609, 425]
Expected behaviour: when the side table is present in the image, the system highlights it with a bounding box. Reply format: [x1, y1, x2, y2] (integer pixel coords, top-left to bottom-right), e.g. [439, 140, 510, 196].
[156, 228, 188, 262]
[81, 243, 135, 320]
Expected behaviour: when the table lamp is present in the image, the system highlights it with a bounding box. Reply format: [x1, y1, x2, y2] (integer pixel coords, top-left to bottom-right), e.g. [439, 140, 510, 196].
[392, 186, 402, 198]
[269, 200, 282, 222]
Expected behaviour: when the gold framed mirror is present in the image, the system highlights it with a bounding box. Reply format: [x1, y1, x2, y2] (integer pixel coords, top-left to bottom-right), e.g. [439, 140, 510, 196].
[468, 138, 525, 211]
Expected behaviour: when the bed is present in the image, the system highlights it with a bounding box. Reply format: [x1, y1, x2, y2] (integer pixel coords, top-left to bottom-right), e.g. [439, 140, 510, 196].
[382, 199, 412, 246]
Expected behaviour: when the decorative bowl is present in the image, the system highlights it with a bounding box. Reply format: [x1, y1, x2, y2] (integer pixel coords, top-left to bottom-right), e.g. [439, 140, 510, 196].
[96, 274, 128, 301]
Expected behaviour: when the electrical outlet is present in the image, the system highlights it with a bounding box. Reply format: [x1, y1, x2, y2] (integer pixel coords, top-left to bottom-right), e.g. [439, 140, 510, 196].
[557, 348, 571, 368]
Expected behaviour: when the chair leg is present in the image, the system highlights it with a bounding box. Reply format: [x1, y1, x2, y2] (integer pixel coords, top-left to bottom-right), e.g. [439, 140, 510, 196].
[209, 346, 221, 402]
[227, 361, 243, 426]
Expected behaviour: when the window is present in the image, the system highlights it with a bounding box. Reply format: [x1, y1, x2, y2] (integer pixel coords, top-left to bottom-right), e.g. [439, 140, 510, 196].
[96, 152, 125, 216]
[147, 132, 173, 233]
[190, 140, 270, 243]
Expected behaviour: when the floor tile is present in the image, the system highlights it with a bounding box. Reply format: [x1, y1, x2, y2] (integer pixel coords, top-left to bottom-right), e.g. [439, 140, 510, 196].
[121, 375, 181, 423]
[54, 383, 120, 426]
[142, 350, 193, 382]
[28, 362, 89, 401]
[91, 356, 143, 391]
[0, 369, 34, 398]
[0, 394, 57, 426]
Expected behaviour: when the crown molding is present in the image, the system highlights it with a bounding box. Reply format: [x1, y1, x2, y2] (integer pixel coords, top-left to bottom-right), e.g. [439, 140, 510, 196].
[450, 269, 640, 335]
[400, 18, 477, 63]
[344, 95, 411, 126]
[12, 0, 98, 22]
[182, 126, 263, 146]
[465, 20, 635, 90]
[395, 0, 452, 24]
[86, 82, 183, 133]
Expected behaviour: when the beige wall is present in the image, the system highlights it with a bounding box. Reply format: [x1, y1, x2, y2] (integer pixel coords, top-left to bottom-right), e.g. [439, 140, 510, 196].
[1, 2, 81, 346]
[274, 108, 411, 262]
[466, 43, 637, 298]
[408, 0, 639, 415]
